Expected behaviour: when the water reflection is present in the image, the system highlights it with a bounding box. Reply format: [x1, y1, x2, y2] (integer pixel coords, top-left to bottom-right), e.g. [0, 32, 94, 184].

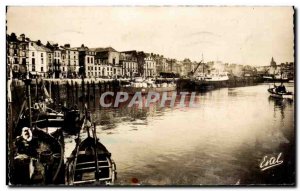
[64, 84, 294, 185]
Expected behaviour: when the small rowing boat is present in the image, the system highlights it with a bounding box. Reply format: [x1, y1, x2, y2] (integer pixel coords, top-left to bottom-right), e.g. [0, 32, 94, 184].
[268, 84, 293, 100]
[66, 123, 116, 185]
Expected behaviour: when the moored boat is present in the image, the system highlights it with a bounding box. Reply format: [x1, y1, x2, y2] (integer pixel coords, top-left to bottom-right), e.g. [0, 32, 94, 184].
[65, 123, 116, 185]
[268, 84, 293, 100]
[195, 72, 229, 83]
[12, 126, 65, 185]
[11, 78, 65, 185]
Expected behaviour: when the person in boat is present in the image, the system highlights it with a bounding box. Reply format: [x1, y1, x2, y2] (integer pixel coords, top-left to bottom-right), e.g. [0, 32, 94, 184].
[275, 84, 287, 94]
[15, 127, 38, 157]
[13, 127, 38, 184]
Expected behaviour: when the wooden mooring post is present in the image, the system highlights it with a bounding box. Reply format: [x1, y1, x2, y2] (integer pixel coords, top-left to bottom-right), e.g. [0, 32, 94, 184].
[75, 82, 78, 105]
[92, 82, 96, 107]
[87, 81, 90, 108]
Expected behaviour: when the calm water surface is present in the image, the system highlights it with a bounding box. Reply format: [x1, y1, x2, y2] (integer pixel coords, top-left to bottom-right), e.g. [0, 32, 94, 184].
[65, 83, 295, 185]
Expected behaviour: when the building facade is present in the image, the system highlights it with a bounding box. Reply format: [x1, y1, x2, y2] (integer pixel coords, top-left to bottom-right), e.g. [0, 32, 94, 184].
[78, 45, 96, 78]
[120, 51, 139, 77]
[61, 44, 79, 78]
[144, 54, 156, 77]
[7, 33, 29, 78]
[28, 41, 51, 78]
[94, 47, 121, 78]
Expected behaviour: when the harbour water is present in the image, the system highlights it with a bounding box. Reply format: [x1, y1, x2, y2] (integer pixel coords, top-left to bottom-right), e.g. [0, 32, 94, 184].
[64, 83, 295, 185]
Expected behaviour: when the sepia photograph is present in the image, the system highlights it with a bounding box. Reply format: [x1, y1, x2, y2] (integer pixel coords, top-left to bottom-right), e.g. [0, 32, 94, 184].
[6, 6, 295, 186]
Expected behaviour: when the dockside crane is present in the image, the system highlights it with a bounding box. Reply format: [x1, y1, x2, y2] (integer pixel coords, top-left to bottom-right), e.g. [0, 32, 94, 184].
[188, 53, 206, 78]
[188, 60, 204, 78]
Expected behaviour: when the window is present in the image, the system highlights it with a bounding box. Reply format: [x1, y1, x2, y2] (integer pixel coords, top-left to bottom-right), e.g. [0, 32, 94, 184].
[32, 58, 35, 65]
[41, 58, 43, 64]
[113, 58, 116, 65]
[91, 57, 93, 64]
[32, 52, 35, 57]
[87, 57, 90, 63]
[41, 67, 43, 72]
[41, 53, 43, 57]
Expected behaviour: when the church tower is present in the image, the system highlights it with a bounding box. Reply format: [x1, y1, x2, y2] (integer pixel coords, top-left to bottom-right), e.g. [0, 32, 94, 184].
[270, 57, 276, 67]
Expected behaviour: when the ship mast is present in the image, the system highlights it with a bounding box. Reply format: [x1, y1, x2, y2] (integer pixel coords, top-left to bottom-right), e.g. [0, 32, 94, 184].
[24, 63, 32, 129]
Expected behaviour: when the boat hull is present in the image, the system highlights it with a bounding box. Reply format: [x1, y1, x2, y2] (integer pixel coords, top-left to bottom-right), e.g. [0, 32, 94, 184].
[268, 88, 293, 100]
[66, 136, 116, 185]
[12, 128, 64, 185]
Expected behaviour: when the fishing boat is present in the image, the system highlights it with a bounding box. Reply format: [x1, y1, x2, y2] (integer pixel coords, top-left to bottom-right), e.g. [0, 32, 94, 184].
[11, 78, 65, 185]
[12, 127, 65, 185]
[65, 123, 116, 185]
[268, 84, 293, 100]
[15, 98, 82, 136]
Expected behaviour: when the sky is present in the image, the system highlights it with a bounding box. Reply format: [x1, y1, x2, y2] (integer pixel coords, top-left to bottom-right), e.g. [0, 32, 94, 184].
[7, 6, 294, 66]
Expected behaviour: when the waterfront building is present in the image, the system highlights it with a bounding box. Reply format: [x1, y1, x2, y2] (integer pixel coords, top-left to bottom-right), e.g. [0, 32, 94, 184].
[46, 49, 54, 78]
[28, 40, 51, 78]
[120, 51, 139, 78]
[166, 58, 176, 74]
[182, 58, 193, 76]
[61, 44, 79, 78]
[46, 42, 63, 78]
[7, 33, 29, 78]
[54, 47, 63, 78]
[93, 47, 121, 78]
[77, 45, 96, 78]
[154, 55, 169, 75]
[175, 60, 184, 76]
[144, 53, 156, 77]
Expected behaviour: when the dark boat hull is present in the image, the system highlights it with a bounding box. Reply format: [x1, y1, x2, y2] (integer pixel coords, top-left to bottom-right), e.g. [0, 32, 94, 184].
[12, 128, 64, 185]
[66, 136, 116, 185]
[268, 88, 293, 99]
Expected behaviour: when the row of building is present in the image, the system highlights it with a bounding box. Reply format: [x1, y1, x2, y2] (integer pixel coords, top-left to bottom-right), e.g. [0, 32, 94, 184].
[7, 33, 176, 79]
[7, 33, 294, 79]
